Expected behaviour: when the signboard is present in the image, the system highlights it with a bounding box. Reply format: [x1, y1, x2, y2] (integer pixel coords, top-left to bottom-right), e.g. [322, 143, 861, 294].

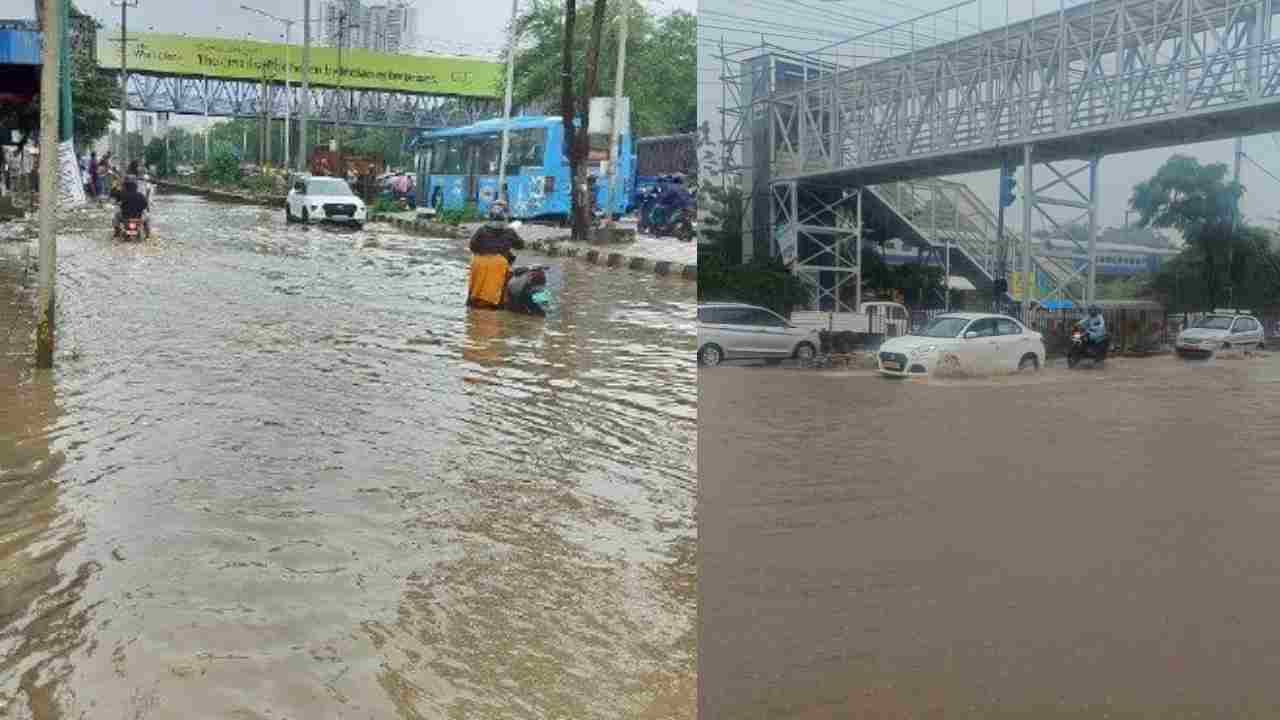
[1009, 270, 1051, 301]
[96, 32, 501, 98]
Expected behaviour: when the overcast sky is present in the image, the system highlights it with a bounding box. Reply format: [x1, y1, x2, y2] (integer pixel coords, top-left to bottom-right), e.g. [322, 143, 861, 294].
[698, 0, 1280, 230]
[74, 0, 694, 57]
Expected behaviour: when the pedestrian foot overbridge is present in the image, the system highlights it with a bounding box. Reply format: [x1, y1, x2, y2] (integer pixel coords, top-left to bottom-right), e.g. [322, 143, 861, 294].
[733, 0, 1280, 306]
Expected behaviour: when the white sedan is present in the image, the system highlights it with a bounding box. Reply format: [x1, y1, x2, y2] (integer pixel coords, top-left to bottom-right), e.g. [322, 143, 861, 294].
[877, 312, 1046, 377]
[286, 176, 367, 228]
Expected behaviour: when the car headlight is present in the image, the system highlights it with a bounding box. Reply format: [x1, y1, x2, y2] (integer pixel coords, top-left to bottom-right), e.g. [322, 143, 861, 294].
[909, 345, 938, 357]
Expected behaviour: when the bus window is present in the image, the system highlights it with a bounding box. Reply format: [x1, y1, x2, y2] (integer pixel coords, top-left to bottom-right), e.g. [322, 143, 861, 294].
[505, 129, 547, 175]
[478, 134, 501, 175]
[440, 137, 466, 174]
[430, 140, 449, 173]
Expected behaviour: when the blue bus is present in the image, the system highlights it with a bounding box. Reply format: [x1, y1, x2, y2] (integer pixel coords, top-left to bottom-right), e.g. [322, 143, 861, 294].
[413, 115, 635, 221]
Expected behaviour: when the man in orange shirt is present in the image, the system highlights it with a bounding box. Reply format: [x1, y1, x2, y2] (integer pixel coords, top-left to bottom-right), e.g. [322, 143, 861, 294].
[467, 201, 524, 309]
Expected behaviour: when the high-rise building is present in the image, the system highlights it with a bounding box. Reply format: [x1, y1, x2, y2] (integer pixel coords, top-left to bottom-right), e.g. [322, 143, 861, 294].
[320, 0, 416, 54]
[321, 0, 365, 50]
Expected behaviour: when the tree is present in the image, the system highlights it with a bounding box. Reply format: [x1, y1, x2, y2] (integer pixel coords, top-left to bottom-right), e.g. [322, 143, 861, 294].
[507, 0, 695, 138]
[1130, 155, 1243, 309]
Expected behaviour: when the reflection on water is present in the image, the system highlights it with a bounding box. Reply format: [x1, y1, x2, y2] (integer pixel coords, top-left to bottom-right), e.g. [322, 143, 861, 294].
[701, 353, 1280, 719]
[0, 195, 695, 718]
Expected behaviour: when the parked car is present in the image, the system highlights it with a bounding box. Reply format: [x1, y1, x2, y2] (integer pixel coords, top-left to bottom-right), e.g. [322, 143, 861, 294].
[877, 312, 1045, 377]
[1175, 312, 1267, 356]
[697, 303, 820, 367]
[286, 175, 367, 228]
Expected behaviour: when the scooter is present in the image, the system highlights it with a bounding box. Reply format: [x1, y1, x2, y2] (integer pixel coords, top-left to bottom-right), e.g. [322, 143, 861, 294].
[505, 263, 551, 316]
[1067, 328, 1108, 368]
[648, 206, 696, 241]
[114, 216, 148, 242]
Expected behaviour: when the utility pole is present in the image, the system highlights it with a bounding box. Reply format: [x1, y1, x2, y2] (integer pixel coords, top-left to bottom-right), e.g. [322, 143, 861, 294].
[335, 9, 348, 165]
[604, 0, 630, 226]
[300, 0, 311, 172]
[497, 0, 519, 204]
[111, 0, 139, 170]
[36, 0, 63, 368]
[242, 5, 295, 170]
[1230, 135, 1243, 309]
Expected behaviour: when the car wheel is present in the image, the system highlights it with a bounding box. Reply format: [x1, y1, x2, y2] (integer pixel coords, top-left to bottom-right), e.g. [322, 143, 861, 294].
[1018, 354, 1039, 372]
[698, 344, 724, 368]
[1259, 342, 1268, 351]
[793, 342, 817, 363]
[354, 222, 364, 231]
[285, 204, 296, 223]
[301, 207, 310, 223]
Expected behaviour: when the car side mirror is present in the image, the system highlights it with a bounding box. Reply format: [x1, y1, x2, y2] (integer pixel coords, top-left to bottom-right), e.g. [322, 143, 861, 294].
[964, 331, 979, 339]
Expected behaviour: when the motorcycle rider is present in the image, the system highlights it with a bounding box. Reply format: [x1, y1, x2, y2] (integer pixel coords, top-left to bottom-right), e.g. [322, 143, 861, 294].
[650, 174, 695, 235]
[1075, 304, 1107, 352]
[467, 200, 525, 309]
[113, 179, 150, 238]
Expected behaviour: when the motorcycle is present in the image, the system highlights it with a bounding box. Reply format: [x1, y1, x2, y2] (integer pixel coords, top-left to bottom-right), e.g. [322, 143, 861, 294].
[1067, 328, 1108, 368]
[645, 206, 697, 241]
[115, 216, 147, 242]
[505, 264, 551, 316]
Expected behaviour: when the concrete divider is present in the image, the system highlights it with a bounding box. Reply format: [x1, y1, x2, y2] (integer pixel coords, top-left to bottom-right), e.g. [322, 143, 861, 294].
[365, 214, 693, 281]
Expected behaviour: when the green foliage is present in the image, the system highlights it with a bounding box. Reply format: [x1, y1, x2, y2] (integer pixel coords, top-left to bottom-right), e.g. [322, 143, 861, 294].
[437, 203, 484, 226]
[143, 138, 175, 177]
[700, 185, 745, 265]
[1130, 155, 1245, 309]
[371, 196, 401, 213]
[69, 5, 116, 146]
[1146, 225, 1280, 312]
[203, 143, 242, 185]
[239, 174, 279, 196]
[697, 251, 812, 317]
[505, 1, 695, 137]
[1096, 275, 1151, 301]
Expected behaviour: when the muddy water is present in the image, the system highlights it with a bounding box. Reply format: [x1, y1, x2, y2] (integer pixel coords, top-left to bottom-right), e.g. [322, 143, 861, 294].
[700, 356, 1280, 719]
[0, 194, 695, 718]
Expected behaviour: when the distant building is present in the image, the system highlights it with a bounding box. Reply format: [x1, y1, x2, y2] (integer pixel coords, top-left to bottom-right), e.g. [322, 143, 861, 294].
[320, 0, 417, 54]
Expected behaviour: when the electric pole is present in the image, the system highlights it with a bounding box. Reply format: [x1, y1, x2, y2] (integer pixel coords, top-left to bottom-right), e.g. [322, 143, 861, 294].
[37, 0, 64, 368]
[111, 0, 139, 170]
[300, 0, 311, 172]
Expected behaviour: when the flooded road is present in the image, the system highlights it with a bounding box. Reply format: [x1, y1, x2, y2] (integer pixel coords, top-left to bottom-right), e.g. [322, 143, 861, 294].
[701, 356, 1280, 719]
[1, 193, 695, 718]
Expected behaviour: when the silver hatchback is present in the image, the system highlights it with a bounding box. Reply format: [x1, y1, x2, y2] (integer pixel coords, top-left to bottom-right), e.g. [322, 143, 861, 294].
[697, 303, 821, 367]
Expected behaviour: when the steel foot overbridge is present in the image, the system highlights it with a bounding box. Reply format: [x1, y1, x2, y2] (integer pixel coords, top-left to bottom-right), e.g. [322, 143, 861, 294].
[717, 0, 1280, 308]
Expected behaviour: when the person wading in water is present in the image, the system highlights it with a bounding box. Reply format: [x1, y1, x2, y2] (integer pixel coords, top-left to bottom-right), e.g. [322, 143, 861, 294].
[466, 200, 524, 310]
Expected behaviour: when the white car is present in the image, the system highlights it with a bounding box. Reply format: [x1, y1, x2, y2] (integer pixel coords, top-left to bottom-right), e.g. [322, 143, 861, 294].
[697, 303, 821, 367]
[1175, 312, 1267, 356]
[286, 176, 367, 228]
[878, 312, 1045, 377]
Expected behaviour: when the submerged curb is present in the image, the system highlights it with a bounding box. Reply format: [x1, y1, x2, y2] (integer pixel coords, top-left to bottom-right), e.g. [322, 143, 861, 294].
[367, 213, 695, 282]
[153, 180, 286, 208]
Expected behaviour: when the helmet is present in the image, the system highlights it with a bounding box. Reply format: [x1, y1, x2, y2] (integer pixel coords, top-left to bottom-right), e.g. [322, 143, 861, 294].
[1088, 304, 1101, 315]
[488, 200, 509, 221]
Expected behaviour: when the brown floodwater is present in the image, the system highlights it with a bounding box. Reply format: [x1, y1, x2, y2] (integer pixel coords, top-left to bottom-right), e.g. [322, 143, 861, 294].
[0, 194, 695, 718]
[700, 355, 1280, 719]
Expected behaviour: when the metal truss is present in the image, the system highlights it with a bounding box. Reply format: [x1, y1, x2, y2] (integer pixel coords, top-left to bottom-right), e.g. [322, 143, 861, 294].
[716, 0, 1280, 305]
[773, 182, 863, 312]
[1020, 150, 1102, 307]
[122, 73, 502, 129]
[758, 0, 1280, 180]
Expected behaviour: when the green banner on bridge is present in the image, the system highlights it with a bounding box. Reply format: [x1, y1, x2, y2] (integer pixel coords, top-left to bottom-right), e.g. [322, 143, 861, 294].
[97, 33, 501, 98]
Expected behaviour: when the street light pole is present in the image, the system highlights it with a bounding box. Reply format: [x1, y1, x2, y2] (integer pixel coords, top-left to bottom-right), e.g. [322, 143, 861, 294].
[241, 5, 296, 171]
[497, 0, 519, 204]
[111, 0, 139, 170]
[604, 0, 630, 225]
[300, 0, 311, 172]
